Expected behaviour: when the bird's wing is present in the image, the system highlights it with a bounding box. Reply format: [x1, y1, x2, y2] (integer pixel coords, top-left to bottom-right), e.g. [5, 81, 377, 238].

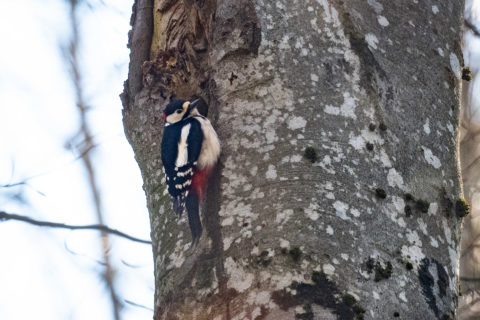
[161, 119, 204, 213]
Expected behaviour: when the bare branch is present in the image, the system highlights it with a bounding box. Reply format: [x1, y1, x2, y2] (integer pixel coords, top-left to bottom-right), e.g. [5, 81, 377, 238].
[0, 211, 151, 245]
[124, 299, 154, 312]
[465, 19, 480, 37]
[121, 259, 146, 268]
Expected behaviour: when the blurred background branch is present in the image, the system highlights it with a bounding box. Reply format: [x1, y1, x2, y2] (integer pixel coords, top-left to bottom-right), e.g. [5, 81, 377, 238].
[459, 1, 480, 319]
[0, 211, 151, 244]
[65, 0, 121, 319]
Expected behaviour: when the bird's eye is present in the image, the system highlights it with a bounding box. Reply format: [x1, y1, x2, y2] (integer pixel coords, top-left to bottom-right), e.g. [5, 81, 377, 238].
[176, 109, 183, 114]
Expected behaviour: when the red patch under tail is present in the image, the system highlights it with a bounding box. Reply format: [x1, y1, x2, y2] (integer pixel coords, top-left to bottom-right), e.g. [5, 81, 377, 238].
[191, 168, 212, 200]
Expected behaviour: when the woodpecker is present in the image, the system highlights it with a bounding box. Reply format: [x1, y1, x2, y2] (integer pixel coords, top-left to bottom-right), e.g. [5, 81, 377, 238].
[161, 98, 221, 243]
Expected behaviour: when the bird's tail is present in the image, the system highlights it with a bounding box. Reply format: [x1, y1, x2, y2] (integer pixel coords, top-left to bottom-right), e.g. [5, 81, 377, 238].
[185, 191, 202, 244]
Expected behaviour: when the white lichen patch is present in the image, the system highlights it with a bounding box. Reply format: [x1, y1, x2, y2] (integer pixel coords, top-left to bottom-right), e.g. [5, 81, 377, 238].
[322, 264, 335, 275]
[305, 203, 320, 221]
[339, 92, 357, 119]
[324, 104, 340, 116]
[365, 33, 379, 50]
[430, 236, 439, 248]
[417, 218, 428, 235]
[443, 219, 452, 245]
[288, 116, 307, 130]
[326, 225, 334, 235]
[315, 0, 341, 27]
[423, 147, 442, 169]
[247, 290, 271, 305]
[450, 53, 461, 79]
[348, 129, 384, 152]
[350, 208, 361, 218]
[318, 155, 335, 174]
[386, 196, 407, 227]
[379, 149, 393, 167]
[222, 216, 234, 226]
[423, 119, 430, 135]
[377, 15, 389, 27]
[268, 271, 305, 290]
[266, 164, 278, 179]
[276, 209, 294, 225]
[367, 0, 383, 13]
[224, 236, 234, 250]
[250, 188, 265, 200]
[401, 244, 425, 265]
[401, 229, 425, 264]
[280, 239, 290, 248]
[406, 230, 422, 246]
[167, 241, 190, 269]
[219, 201, 258, 241]
[387, 168, 405, 190]
[432, 5, 439, 14]
[399, 292, 408, 303]
[282, 154, 303, 163]
[333, 201, 350, 221]
[428, 202, 438, 216]
[324, 92, 357, 119]
[449, 246, 458, 275]
[225, 257, 254, 293]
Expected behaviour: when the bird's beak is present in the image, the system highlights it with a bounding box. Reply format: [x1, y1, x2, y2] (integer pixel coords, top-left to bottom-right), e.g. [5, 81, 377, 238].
[189, 98, 200, 108]
[186, 98, 200, 114]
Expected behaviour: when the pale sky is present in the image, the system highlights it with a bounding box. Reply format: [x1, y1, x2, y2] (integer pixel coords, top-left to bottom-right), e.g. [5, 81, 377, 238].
[0, 1, 153, 319]
[1, 1, 479, 320]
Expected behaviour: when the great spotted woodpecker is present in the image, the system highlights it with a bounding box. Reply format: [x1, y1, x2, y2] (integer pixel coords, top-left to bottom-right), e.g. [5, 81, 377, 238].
[161, 98, 221, 243]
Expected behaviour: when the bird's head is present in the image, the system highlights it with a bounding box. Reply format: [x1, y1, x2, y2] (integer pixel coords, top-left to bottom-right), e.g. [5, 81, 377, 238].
[163, 99, 200, 125]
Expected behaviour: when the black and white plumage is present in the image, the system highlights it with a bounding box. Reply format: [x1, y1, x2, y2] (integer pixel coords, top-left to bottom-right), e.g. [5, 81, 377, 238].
[161, 99, 220, 243]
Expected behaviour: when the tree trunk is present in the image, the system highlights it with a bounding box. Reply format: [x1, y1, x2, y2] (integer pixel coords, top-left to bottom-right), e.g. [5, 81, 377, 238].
[122, 0, 465, 319]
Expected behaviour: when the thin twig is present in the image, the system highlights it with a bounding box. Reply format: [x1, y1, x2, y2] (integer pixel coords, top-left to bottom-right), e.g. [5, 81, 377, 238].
[121, 260, 146, 268]
[465, 19, 480, 37]
[0, 181, 46, 197]
[0, 211, 151, 244]
[124, 299, 154, 312]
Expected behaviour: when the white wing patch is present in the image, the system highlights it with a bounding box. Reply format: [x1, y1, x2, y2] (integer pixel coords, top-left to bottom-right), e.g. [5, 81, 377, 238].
[175, 123, 191, 167]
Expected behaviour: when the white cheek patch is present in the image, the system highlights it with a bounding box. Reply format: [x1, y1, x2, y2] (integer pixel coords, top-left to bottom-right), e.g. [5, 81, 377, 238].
[176, 123, 191, 167]
[166, 113, 181, 123]
[166, 108, 187, 123]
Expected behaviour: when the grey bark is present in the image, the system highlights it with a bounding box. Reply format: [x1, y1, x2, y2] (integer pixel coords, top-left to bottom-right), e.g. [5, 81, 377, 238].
[122, 0, 465, 319]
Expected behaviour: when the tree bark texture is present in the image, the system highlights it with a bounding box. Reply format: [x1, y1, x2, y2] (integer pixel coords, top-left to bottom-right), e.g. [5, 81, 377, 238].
[122, 0, 465, 319]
